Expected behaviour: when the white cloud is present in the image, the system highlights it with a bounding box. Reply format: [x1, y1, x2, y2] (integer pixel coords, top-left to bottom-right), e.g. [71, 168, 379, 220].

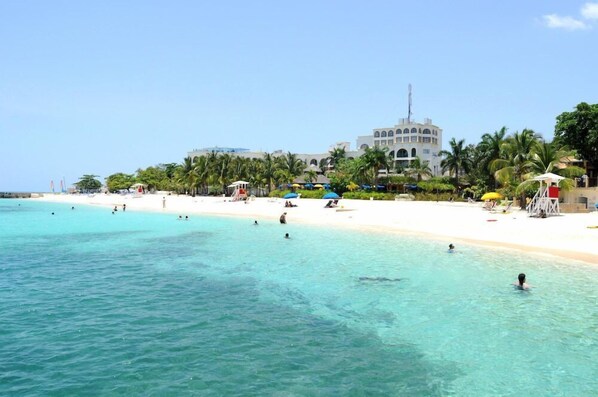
[542, 14, 588, 30]
[581, 2, 598, 20]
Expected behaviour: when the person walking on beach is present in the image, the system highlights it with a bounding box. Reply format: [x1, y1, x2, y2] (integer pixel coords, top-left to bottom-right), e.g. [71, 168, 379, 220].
[162, 197, 166, 209]
[280, 212, 287, 224]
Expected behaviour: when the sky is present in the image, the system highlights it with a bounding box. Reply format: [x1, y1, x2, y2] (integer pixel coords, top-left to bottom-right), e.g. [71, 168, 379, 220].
[1, 1, 597, 192]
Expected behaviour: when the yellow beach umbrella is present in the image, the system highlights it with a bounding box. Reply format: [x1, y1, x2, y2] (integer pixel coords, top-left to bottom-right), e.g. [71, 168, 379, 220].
[314, 184, 324, 189]
[292, 183, 301, 188]
[481, 192, 503, 201]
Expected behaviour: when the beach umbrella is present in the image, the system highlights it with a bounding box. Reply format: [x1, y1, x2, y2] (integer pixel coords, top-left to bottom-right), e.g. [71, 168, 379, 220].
[283, 193, 298, 199]
[314, 184, 324, 189]
[322, 192, 340, 199]
[323, 184, 330, 189]
[292, 183, 301, 188]
[305, 183, 314, 189]
[481, 192, 503, 201]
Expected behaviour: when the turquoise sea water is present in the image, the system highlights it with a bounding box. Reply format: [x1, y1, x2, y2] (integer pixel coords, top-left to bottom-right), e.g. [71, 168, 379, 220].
[1, 200, 596, 396]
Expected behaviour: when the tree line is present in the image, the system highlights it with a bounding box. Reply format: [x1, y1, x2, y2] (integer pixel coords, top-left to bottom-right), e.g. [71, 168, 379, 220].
[75, 102, 596, 199]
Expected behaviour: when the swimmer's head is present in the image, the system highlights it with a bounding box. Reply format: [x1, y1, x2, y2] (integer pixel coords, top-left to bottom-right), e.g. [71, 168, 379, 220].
[449, 243, 454, 250]
[518, 273, 526, 286]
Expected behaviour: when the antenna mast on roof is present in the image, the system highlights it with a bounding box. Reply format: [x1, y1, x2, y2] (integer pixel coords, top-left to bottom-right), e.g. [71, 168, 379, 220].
[407, 84, 413, 123]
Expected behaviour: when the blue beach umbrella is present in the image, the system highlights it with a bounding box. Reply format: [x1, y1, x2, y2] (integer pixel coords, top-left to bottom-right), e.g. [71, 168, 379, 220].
[305, 183, 314, 189]
[283, 193, 298, 199]
[322, 192, 340, 200]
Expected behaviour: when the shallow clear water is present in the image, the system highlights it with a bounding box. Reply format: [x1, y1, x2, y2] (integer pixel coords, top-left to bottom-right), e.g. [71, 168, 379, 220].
[1, 200, 596, 396]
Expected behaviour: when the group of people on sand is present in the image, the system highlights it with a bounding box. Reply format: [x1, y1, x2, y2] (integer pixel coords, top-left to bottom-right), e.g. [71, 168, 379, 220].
[284, 200, 297, 208]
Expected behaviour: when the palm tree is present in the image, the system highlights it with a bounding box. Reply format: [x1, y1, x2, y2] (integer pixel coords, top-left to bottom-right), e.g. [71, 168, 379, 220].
[262, 153, 276, 193]
[304, 170, 318, 184]
[360, 146, 391, 185]
[178, 157, 197, 195]
[490, 129, 541, 207]
[439, 138, 472, 189]
[278, 152, 305, 178]
[405, 156, 432, 182]
[477, 127, 507, 189]
[327, 147, 347, 170]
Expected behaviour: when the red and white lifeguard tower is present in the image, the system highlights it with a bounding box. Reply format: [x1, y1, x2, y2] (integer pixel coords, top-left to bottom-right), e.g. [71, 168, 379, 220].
[527, 172, 565, 217]
[229, 181, 249, 202]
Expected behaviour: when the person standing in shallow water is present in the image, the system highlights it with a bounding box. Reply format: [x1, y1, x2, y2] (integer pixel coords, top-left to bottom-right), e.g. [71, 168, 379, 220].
[513, 273, 531, 290]
[279, 212, 287, 224]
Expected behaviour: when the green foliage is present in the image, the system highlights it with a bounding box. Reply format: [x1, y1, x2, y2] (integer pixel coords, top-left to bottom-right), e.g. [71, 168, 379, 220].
[342, 191, 395, 200]
[136, 166, 170, 191]
[75, 174, 102, 192]
[554, 102, 598, 168]
[105, 173, 136, 192]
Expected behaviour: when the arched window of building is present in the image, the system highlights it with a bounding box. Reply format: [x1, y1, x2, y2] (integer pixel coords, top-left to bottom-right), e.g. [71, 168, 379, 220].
[360, 144, 369, 150]
[411, 128, 417, 134]
[411, 148, 417, 157]
[381, 131, 387, 137]
[388, 130, 393, 136]
[374, 131, 380, 137]
[423, 128, 431, 134]
[310, 159, 318, 166]
[404, 128, 409, 134]
[397, 149, 408, 158]
[396, 129, 402, 134]
[389, 150, 395, 158]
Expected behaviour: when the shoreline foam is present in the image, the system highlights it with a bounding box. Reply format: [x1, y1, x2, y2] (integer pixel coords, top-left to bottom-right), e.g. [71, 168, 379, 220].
[30, 193, 598, 265]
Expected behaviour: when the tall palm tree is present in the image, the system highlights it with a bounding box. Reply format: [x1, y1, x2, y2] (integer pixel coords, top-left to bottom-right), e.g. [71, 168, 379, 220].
[327, 147, 347, 170]
[477, 127, 507, 188]
[178, 157, 197, 196]
[361, 146, 391, 185]
[279, 152, 305, 178]
[490, 129, 541, 207]
[439, 138, 472, 189]
[406, 156, 432, 182]
[262, 153, 276, 193]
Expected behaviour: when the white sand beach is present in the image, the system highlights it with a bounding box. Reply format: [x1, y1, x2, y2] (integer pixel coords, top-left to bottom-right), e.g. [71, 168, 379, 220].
[33, 193, 598, 265]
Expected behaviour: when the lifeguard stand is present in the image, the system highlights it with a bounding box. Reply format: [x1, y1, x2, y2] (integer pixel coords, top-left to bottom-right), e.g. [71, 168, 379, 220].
[527, 173, 565, 217]
[230, 181, 249, 201]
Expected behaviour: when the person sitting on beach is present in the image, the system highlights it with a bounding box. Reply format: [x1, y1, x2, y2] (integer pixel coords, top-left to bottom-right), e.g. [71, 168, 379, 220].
[513, 273, 530, 290]
[325, 200, 333, 208]
[539, 209, 547, 218]
[280, 212, 287, 224]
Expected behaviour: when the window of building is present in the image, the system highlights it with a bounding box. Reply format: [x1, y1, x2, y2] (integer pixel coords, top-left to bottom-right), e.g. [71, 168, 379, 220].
[388, 130, 393, 136]
[389, 150, 395, 158]
[411, 136, 417, 142]
[360, 144, 369, 150]
[411, 128, 417, 134]
[386, 139, 392, 145]
[404, 128, 409, 134]
[396, 137, 402, 143]
[397, 149, 408, 158]
[411, 148, 417, 157]
[423, 149, 430, 154]
[374, 131, 380, 137]
[423, 128, 431, 134]
[310, 159, 318, 165]
[423, 137, 431, 143]
[396, 129, 402, 134]
[381, 131, 387, 137]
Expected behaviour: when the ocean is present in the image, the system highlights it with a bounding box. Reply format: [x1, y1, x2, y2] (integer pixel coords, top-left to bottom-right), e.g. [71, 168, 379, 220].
[1, 199, 596, 396]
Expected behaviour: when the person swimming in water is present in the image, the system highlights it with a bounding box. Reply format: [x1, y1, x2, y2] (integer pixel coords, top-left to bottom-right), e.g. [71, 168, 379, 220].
[513, 273, 530, 290]
[448, 243, 455, 253]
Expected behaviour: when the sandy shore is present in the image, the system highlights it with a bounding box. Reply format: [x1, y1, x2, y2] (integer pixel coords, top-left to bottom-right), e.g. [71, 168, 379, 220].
[32, 193, 598, 265]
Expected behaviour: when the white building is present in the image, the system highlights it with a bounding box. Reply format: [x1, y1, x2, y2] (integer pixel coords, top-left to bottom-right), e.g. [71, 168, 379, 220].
[188, 118, 443, 176]
[356, 117, 443, 176]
